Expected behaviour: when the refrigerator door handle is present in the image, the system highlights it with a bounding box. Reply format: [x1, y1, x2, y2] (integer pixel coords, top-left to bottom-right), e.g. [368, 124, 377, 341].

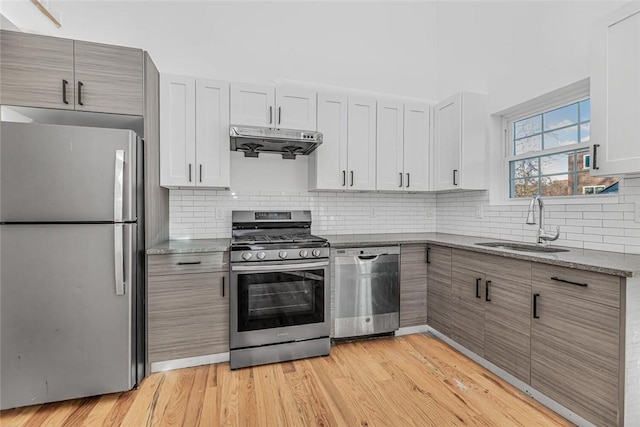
[114, 150, 125, 222]
[114, 224, 125, 295]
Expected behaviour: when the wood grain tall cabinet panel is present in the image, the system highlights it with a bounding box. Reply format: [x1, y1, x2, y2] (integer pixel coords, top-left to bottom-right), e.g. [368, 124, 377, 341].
[347, 96, 377, 191]
[0, 31, 75, 110]
[74, 41, 143, 116]
[399, 245, 428, 327]
[426, 245, 452, 336]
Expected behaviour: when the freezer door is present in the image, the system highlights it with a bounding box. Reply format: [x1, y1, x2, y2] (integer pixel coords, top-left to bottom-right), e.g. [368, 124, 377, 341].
[0, 122, 137, 222]
[0, 223, 137, 410]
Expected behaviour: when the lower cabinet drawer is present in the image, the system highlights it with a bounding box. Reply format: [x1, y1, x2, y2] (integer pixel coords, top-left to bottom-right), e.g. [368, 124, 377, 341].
[147, 252, 229, 275]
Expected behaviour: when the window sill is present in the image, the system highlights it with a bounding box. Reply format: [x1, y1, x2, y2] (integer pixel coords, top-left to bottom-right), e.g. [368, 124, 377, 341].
[499, 193, 621, 206]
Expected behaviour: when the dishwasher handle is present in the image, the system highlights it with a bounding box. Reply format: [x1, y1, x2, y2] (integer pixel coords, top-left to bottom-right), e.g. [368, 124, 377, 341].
[357, 255, 380, 261]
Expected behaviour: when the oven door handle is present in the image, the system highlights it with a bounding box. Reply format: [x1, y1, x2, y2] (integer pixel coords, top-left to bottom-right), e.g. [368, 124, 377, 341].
[231, 261, 329, 272]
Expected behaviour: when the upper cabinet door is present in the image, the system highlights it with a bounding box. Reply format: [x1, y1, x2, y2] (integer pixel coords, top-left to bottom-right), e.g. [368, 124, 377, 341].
[0, 31, 75, 110]
[376, 99, 404, 191]
[195, 79, 230, 188]
[310, 92, 348, 190]
[403, 101, 431, 192]
[433, 94, 462, 191]
[230, 82, 275, 127]
[276, 87, 317, 130]
[590, 2, 640, 176]
[73, 41, 143, 116]
[347, 96, 377, 191]
[160, 74, 196, 187]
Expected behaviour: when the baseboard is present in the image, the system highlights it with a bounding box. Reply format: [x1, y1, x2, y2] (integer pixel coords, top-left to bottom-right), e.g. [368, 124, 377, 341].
[150, 352, 230, 373]
[427, 327, 596, 427]
[394, 324, 429, 336]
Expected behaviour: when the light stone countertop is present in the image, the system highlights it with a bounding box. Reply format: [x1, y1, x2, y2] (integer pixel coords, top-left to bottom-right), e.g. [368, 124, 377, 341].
[146, 233, 640, 278]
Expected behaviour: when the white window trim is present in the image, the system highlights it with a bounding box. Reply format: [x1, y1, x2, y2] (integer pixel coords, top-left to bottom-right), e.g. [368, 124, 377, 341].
[494, 78, 621, 206]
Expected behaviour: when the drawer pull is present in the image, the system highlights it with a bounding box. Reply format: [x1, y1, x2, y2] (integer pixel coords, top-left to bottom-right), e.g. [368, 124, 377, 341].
[475, 277, 481, 299]
[533, 293, 540, 318]
[485, 280, 491, 302]
[222, 276, 225, 297]
[550, 276, 588, 287]
[426, 247, 430, 264]
[177, 261, 202, 265]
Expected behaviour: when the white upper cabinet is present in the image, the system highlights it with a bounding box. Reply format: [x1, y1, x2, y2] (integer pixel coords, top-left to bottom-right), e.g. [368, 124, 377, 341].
[433, 92, 487, 191]
[309, 92, 348, 190]
[230, 82, 316, 130]
[348, 96, 377, 191]
[160, 74, 196, 187]
[376, 99, 431, 192]
[376, 99, 405, 191]
[160, 74, 230, 189]
[403, 101, 431, 192]
[590, 2, 640, 176]
[195, 79, 230, 188]
[276, 87, 317, 130]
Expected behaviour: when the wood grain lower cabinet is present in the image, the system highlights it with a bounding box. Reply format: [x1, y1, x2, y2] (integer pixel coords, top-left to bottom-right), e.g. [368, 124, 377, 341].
[426, 245, 451, 336]
[531, 265, 621, 427]
[451, 250, 532, 383]
[400, 244, 428, 327]
[147, 253, 229, 364]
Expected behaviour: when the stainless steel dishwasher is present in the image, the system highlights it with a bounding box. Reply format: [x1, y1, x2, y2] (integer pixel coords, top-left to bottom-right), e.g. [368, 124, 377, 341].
[333, 246, 400, 338]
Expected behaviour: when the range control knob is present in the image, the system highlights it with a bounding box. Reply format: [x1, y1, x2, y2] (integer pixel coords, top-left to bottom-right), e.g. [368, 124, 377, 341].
[299, 250, 309, 258]
[279, 251, 288, 259]
[256, 251, 266, 260]
[242, 252, 252, 261]
[312, 249, 321, 257]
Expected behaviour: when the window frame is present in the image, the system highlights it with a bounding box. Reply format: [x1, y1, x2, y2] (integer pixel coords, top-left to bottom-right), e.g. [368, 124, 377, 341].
[499, 84, 620, 205]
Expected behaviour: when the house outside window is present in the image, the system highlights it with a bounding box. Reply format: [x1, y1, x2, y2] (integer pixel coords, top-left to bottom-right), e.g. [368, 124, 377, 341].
[507, 98, 618, 198]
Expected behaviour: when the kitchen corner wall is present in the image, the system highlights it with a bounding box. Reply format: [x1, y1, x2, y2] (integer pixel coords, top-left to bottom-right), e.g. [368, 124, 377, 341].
[170, 190, 437, 239]
[437, 176, 640, 254]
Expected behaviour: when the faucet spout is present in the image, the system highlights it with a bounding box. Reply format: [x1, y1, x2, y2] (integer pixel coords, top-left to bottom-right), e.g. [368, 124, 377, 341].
[525, 195, 558, 245]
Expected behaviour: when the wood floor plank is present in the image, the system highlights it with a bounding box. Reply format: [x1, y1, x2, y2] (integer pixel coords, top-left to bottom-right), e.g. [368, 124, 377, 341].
[0, 334, 573, 427]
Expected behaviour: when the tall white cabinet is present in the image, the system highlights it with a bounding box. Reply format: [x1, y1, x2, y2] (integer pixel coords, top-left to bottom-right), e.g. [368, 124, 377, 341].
[160, 74, 230, 188]
[432, 92, 487, 191]
[376, 100, 431, 191]
[347, 96, 377, 191]
[590, 2, 640, 176]
[230, 82, 317, 130]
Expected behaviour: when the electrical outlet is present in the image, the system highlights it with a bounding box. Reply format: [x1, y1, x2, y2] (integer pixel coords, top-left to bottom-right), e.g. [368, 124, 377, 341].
[635, 202, 640, 223]
[215, 208, 223, 220]
[475, 205, 484, 219]
[426, 209, 435, 218]
[370, 208, 376, 218]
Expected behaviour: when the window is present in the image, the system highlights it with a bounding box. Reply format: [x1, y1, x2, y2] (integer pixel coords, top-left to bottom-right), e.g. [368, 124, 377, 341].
[508, 99, 618, 198]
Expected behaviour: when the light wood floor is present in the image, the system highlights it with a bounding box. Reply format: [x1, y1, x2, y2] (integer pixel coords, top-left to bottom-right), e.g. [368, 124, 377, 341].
[1, 334, 572, 426]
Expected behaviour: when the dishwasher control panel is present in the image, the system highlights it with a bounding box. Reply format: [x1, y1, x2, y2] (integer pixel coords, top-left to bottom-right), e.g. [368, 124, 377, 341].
[334, 246, 400, 257]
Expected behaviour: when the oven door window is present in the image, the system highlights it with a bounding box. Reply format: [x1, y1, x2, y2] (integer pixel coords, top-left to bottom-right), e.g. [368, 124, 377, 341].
[237, 268, 325, 332]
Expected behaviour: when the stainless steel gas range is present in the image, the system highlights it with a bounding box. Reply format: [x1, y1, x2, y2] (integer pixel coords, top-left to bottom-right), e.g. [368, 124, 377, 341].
[229, 210, 331, 369]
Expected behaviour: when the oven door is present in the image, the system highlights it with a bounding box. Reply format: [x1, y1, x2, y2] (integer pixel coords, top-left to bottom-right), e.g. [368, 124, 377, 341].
[230, 259, 330, 349]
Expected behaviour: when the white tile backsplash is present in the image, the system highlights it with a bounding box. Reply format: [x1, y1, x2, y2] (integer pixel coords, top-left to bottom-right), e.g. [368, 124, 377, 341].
[169, 177, 640, 254]
[436, 177, 640, 254]
[169, 190, 437, 239]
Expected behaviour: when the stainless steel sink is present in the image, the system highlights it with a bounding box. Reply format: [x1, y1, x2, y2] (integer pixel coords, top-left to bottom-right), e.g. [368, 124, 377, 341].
[475, 242, 569, 253]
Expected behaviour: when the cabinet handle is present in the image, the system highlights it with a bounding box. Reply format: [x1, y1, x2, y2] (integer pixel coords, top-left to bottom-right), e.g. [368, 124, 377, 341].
[550, 276, 588, 287]
[485, 280, 491, 302]
[269, 106, 273, 124]
[406, 173, 410, 188]
[342, 170, 346, 187]
[453, 169, 458, 186]
[475, 277, 481, 298]
[77, 81, 84, 105]
[222, 276, 226, 297]
[199, 164, 203, 183]
[533, 293, 540, 318]
[278, 106, 282, 125]
[399, 172, 403, 188]
[592, 144, 600, 170]
[350, 171, 354, 187]
[188, 164, 192, 182]
[62, 79, 69, 104]
[426, 247, 430, 264]
[177, 261, 201, 265]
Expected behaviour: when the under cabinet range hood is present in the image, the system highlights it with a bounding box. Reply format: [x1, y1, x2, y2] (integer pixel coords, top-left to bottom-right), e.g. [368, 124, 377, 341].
[230, 125, 323, 159]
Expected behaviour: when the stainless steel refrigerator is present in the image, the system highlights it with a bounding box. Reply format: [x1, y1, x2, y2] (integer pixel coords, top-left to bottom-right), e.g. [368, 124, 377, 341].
[0, 122, 144, 410]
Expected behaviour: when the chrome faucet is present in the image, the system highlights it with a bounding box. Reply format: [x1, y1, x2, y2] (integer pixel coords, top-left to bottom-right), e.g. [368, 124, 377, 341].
[526, 195, 560, 245]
